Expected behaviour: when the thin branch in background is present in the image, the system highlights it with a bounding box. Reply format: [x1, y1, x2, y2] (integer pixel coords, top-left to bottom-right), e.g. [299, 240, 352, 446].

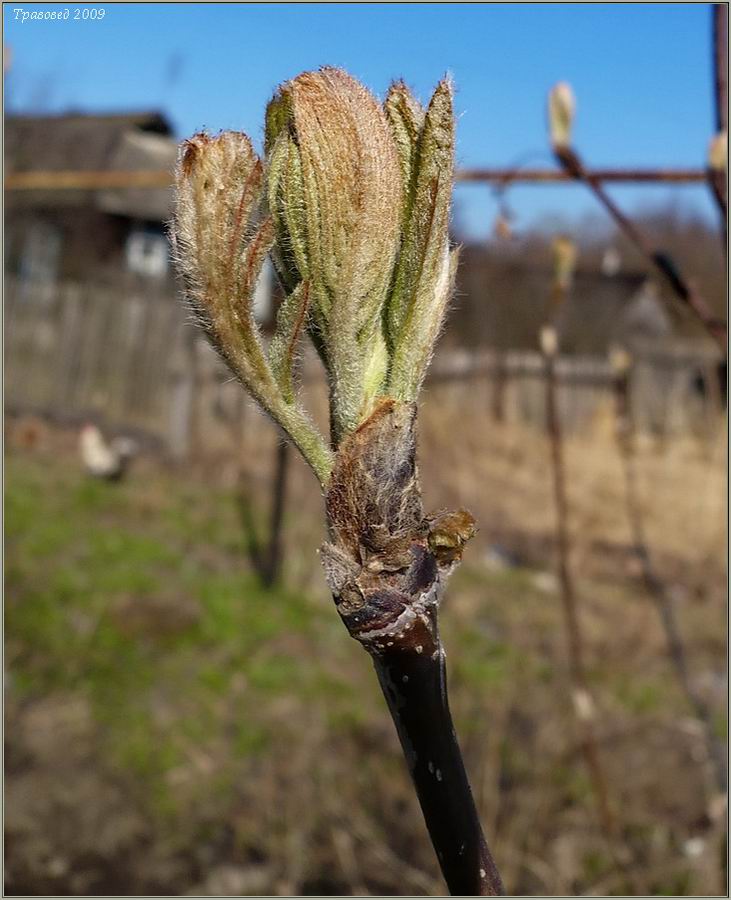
[491, 350, 507, 423]
[218, 385, 291, 590]
[609, 348, 728, 795]
[237, 434, 291, 589]
[701, 356, 725, 440]
[263, 439, 290, 587]
[540, 237, 616, 842]
[547, 83, 727, 353]
[541, 325, 616, 841]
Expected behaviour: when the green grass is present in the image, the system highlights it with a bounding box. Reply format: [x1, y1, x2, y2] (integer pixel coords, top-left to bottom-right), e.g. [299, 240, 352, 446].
[6, 453, 348, 815]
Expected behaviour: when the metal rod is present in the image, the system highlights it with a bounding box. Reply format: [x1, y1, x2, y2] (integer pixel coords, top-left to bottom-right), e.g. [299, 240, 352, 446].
[456, 168, 706, 184]
[4, 167, 709, 191]
[5, 170, 174, 190]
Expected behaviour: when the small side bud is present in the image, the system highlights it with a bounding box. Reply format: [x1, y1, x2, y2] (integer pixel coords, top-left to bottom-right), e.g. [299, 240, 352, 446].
[609, 345, 632, 376]
[552, 235, 578, 291]
[548, 82, 576, 150]
[572, 688, 596, 722]
[427, 509, 477, 566]
[540, 325, 559, 357]
[494, 213, 513, 242]
[708, 131, 727, 172]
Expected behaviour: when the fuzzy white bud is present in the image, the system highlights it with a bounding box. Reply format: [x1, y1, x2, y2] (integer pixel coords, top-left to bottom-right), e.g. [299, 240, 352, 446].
[548, 82, 576, 150]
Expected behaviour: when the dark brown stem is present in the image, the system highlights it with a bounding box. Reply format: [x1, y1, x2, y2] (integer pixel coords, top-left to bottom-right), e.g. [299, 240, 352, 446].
[612, 367, 727, 793]
[373, 624, 504, 896]
[543, 347, 615, 837]
[554, 146, 727, 353]
[321, 399, 504, 896]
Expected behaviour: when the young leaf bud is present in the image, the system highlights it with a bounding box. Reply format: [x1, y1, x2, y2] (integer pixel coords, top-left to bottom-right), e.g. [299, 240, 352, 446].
[265, 67, 403, 438]
[173, 68, 461, 481]
[172, 131, 333, 484]
[173, 131, 272, 380]
[386, 78, 456, 402]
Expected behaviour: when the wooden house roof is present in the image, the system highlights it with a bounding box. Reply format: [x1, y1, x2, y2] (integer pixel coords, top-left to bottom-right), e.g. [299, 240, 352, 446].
[5, 111, 176, 220]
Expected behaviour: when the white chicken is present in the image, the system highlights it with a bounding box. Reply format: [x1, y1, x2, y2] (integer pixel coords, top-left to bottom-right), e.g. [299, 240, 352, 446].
[79, 423, 137, 481]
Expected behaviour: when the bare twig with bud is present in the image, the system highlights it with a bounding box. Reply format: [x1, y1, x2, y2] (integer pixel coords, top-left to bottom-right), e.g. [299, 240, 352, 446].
[547, 82, 727, 353]
[541, 240, 616, 842]
[171, 67, 503, 896]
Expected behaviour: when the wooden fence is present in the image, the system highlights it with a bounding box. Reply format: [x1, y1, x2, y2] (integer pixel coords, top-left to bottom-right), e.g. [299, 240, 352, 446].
[5, 276, 724, 456]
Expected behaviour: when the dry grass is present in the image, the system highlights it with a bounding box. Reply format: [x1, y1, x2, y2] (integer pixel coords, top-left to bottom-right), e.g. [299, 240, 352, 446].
[420, 379, 726, 573]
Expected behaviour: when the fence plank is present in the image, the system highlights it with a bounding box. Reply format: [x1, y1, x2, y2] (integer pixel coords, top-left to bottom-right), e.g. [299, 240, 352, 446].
[4, 278, 724, 452]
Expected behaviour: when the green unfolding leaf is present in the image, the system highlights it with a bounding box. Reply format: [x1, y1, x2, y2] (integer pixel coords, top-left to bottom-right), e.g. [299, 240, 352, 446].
[266, 132, 301, 294]
[385, 79, 455, 366]
[264, 90, 291, 156]
[393, 244, 458, 404]
[384, 81, 425, 225]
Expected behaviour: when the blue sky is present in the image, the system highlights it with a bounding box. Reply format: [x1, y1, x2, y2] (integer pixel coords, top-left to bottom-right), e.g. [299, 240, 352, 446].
[4, 3, 719, 238]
